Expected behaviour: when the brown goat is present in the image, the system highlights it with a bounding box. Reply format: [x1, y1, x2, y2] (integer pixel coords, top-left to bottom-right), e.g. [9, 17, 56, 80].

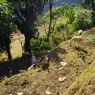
[34, 55, 50, 72]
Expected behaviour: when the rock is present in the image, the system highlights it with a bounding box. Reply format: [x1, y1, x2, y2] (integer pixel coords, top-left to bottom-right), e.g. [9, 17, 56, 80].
[59, 67, 64, 70]
[10, 40, 22, 59]
[17, 92, 23, 95]
[45, 90, 52, 95]
[58, 76, 66, 82]
[60, 62, 67, 67]
[28, 64, 35, 70]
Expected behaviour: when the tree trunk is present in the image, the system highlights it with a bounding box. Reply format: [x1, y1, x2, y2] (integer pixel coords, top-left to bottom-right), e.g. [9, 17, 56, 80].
[24, 35, 31, 54]
[5, 42, 14, 74]
[47, 0, 53, 41]
[91, 0, 95, 11]
[7, 49, 12, 61]
[44, 23, 47, 35]
[5, 43, 12, 61]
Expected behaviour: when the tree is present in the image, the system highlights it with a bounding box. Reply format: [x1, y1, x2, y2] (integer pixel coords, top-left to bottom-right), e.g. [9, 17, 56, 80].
[0, 0, 48, 74]
[83, 0, 95, 24]
[6, 0, 47, 53]
[47, 0, 53, 41]
[83, 0, 95, 11]
[0, 0, 47, 58]
[0, 1, 15, 61]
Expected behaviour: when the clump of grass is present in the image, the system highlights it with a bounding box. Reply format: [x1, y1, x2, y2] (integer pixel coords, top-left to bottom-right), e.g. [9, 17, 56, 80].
[87, 36, 95, 45]
[66, 63, 95, 95]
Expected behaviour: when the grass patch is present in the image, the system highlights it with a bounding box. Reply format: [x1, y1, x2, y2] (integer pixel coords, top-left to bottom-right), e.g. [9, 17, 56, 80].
[77, 64, 95, 82]
[86, 35, 95, 45]
[66, 62, 95, 95]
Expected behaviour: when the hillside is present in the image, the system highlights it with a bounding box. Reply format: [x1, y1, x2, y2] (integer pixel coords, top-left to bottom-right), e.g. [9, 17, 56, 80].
[0, 28, 95, 95]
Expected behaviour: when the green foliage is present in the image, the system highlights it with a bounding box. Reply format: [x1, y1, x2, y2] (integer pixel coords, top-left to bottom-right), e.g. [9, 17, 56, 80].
[0, 1, 16, 50]
[30, 36, 51, 55]
[41, 3, 95, 44]
[83, 0, 95, 11]
[56, 22, 64, 32]
[73, 4, 84, 13]
[50, 22, 65, 45]
[41, 4, 70, 24]
[0, 0, 47, 54]
[64, 7, 75, 24]
[0, 1, 13, 30]
[51, 30, 64, 46]
[73, 10, 92, 30]
[83, 0, 91, 5]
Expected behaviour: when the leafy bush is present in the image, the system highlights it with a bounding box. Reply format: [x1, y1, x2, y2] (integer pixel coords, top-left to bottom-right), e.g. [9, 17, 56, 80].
[30, 36, 51, 56]
[56, 22, 64, 32]
[41, 4, 70, 24]
[64, 7, 75, 24]
[73, 10, 92, 30]
[51, 25, 64, 45]
[51, 34, 63, 45]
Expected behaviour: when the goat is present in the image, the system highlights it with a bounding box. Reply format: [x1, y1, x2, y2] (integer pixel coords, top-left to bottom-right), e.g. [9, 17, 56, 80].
[78, 30, 83, 35]
[34, 55, 50, 72]
[69, 36, 83, 46]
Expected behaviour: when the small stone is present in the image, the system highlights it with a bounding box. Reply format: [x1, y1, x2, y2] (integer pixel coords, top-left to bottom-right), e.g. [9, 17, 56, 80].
[59, 67, 64, 70]
[28, 64, 35, 70]
[60, 62, 67, 67]
[58, 76, 66, 82]
[45, 90, 52, 95]
[17, 92, 23, 95]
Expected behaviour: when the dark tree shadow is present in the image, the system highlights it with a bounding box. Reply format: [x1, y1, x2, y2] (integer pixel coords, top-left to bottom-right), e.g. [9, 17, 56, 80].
[0, 53, 32, 79]
[0, 48, 67, 79]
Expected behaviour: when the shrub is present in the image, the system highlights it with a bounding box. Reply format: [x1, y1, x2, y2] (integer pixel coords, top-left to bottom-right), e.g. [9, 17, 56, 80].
[51, 34, 63, 45]
[64, 7, 75, 24]
[56, 22, 64, 32]
[51, 29, 64, 45]
[30, 36, 51, 56]
[41, 4, 71, 24]
[73, 10, 92, 30]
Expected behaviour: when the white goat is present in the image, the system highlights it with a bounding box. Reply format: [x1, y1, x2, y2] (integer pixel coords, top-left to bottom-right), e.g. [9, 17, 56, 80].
[78, 30, 83, 35]
[69, 36, 83, 46]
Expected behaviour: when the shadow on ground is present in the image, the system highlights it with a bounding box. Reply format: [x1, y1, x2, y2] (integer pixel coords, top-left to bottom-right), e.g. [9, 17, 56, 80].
[0, 48, 67, 79]
[0, 54, 32, 78]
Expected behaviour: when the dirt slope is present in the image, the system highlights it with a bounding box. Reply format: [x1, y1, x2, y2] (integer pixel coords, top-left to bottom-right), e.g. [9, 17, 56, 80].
[0, 28, 95, 95]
